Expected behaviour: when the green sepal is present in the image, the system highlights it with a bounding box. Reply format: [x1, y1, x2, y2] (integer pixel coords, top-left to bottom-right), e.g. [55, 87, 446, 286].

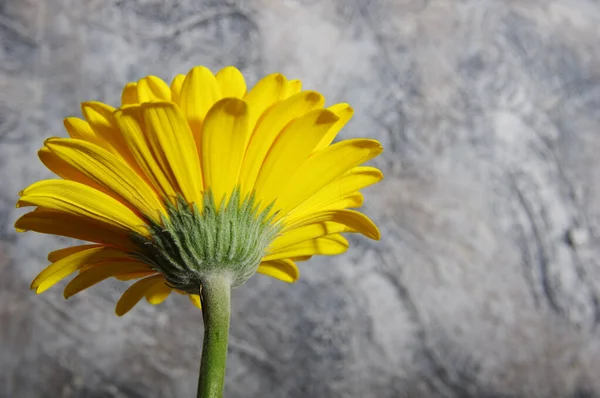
[130, 188, 281, 291]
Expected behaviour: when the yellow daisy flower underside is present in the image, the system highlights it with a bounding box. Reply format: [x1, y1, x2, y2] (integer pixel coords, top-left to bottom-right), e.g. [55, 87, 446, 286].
[15, 66, 383, 316]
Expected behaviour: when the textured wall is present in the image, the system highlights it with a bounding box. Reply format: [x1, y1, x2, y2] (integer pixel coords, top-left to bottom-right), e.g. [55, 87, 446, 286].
[2, 1, 600, 397]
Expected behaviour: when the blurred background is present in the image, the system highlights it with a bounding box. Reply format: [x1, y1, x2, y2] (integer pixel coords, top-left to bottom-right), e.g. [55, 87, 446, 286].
[2, 0, 600, 397]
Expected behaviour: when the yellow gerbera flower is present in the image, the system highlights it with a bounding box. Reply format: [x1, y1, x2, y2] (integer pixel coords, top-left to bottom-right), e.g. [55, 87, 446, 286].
[15, 65, 383, 316]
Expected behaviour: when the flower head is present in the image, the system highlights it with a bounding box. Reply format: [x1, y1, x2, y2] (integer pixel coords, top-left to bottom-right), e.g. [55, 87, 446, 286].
[15, 66, 383, 316]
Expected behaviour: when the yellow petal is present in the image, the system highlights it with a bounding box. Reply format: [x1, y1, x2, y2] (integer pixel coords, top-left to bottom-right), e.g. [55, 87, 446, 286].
[291, 256, 312, 262]
[113, 106, 179, 201]
[115, 271, 157, 281]
[289, 166, 382, 218]
[64, 260, 151, 299]
[314, 103, 354, 151]
[257, 259, 299, 283]
[141, 102, 204, 205]
[318, 192, 363, 211]
[287, 79, 302, 96]
[239, 91, 324, 195]
[81, 102, 119, 146]
[215, 66, 246, 98]
[121, 82, 139, 105]
[268, 221, 350, 252]
[47, 244, 101, 262]
[137, 76, 171, 102]
[32, 246, 133, 293]
[180, 66, 222, 141]
[254, 109, 339, 208]
[244, 73, 288, 128]
[15, 208, 137, 249]
[18, 179, 148, 236]
[189, 294, 202, 309]
[115, 275, 165, 316]
[276, 139, 383, 215]
[170, 74, 186, 105]
[39, 146, 108, 194]
[283, 209, 380, 240]
[145, 279, 172, 305]
[201, 98, 249, 204]
[63, 117, 98, 143]
[262, 234, 349, 261]
[81, 102, 142, 169]
[43, 138, 164, 221]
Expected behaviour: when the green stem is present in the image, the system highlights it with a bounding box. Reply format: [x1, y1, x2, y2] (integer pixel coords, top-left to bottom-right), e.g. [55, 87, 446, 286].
[197, 274, 231, 398]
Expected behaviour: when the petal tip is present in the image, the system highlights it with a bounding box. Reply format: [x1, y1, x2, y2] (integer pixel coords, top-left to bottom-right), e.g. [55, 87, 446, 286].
[189, 65, 212, 73]
[367, 224, 381, 240]
[316, 110, 340, 125]
[43, 137, 59, 146]
[221, 65, 241, 73]
[369, 142, 384, 158]
[34, 282, 52, 295]
[81, 101, 109, 115]
[186, 65, 214, 81]
[305, 91, 323, 104]
[223, 98, 248, 116]
[273, 73, 286, 84]
[287, 272, 300, 283]
[63, 284, 78, 299]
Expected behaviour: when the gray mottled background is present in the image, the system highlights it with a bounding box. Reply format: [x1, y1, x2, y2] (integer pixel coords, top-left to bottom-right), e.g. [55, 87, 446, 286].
[2, 0, 600, 397]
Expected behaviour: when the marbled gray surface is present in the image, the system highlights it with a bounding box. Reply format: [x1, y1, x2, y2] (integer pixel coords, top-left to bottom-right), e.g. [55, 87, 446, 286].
[2, 0, 600, 397]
